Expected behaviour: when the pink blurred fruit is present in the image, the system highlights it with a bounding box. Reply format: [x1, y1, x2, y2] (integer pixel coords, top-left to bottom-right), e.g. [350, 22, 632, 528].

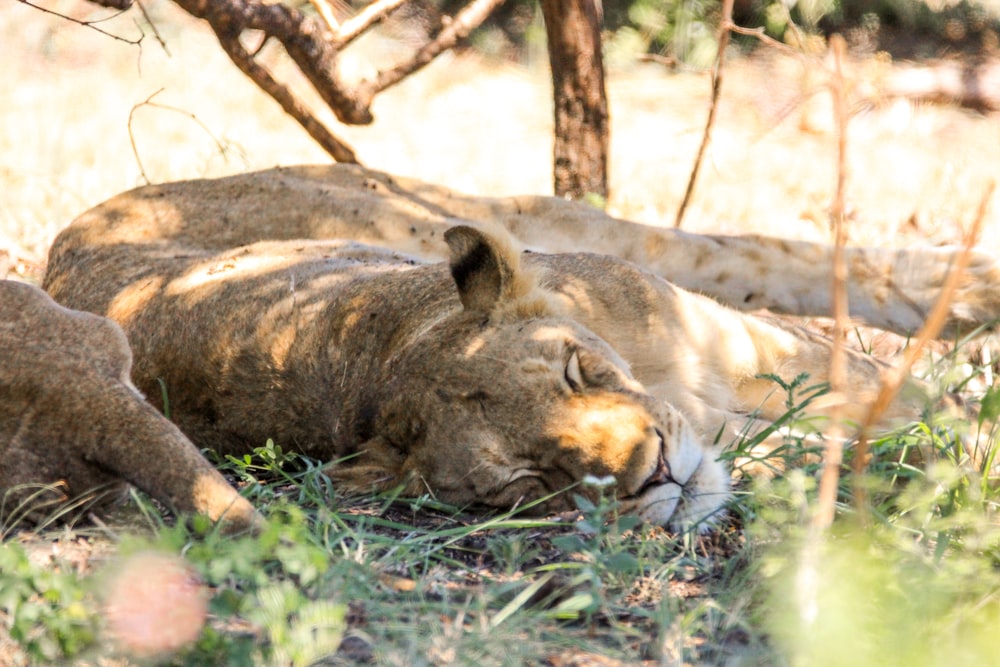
[103, 551, 208, 657]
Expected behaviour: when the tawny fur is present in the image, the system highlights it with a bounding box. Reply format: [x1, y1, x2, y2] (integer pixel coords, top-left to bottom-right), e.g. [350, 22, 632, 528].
[0, 281, 259, 530]
[10, 164, 995, 530]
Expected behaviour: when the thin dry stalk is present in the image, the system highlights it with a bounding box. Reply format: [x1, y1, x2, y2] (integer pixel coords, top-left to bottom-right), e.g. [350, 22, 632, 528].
[726, 24, 799, 57]
[336, 0, 407, 45]
[851, 182, 995, 495]
[309, 0, 341, 32]
[813, 34, 850, 530]
[674, 0, 734, 229]
[365, 0, 507, 96]
[134, 0, 169, 54]
[127, 89, 234, 184]
[216, 34, 359, 163]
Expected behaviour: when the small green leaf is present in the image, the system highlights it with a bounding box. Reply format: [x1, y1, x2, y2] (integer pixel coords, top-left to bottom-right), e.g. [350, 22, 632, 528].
[572, 493, 597, 513]
[602, 551, 639, 574]
[979, 385, 1000, 427]
[615, 515, 642, 533]
[551, 535, 587, 553]
[551, 591, 598, 618]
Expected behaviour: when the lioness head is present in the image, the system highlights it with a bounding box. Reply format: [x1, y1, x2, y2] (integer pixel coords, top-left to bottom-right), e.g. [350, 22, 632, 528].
[330, 226, 729, 528]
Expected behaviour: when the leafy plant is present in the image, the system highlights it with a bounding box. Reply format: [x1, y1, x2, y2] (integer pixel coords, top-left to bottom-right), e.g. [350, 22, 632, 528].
[543, 476, 645, 620]
[3, 349, 999, 665]
[0, 542, 98, 663]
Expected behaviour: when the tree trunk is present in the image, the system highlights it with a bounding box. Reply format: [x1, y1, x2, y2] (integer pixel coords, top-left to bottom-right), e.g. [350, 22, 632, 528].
[539, 0, 609, 201]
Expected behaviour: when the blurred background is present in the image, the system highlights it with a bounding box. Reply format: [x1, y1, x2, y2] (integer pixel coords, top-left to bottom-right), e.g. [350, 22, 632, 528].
[3, 0, 1000, 280]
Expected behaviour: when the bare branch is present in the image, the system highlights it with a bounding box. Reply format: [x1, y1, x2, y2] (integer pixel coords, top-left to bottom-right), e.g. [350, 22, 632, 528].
[216, 33, 358, 163]
[309, 0, 341, 33]
[17, 0, 143, 45]
[73, 0, 508, 164]
[336, 0, 407, 46]
[172, 0, 374, 125]
[674, 0, 733, 229]
[726, 24, 799, 58]
[637, 53, 678, 69]
[365, 0, 508, 96]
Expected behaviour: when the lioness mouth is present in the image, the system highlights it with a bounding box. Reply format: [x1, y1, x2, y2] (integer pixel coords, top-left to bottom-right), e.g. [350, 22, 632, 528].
[628, 428, 697, 499]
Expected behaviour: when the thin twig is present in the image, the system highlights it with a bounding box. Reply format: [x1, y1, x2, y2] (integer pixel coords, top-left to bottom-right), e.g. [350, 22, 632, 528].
[797, 42, 852, 627]
[134, 0, 169, 54]
[310, 0, 341, 32]
[852, 182, 995, 485]
[365, 0, 508, 96]
[336, 0, 407, 45]
[674, 0, 734, 229]
[128, 89, 162, 184]
[638, 53, 678, 69]
[217, 34, 359, 163]
[127, 89, 234, 184]
[16, 0, 142, 45]
[813, 34, 850, 531]
[726, 24, 799, 57]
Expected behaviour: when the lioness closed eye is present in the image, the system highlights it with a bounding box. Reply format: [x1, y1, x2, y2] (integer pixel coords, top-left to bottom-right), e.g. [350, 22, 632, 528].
[24, 164, 994, 530]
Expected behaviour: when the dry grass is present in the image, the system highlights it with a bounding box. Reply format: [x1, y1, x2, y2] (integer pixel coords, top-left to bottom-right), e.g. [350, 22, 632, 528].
[4, 0, 1000, 280]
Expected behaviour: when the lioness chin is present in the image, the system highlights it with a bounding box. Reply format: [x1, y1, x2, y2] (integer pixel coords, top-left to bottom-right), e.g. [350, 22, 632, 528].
[21, 164, 990, 531]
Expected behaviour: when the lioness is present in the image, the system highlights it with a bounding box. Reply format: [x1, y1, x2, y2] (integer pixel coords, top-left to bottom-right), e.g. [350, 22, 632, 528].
[35, 165, 998, 529]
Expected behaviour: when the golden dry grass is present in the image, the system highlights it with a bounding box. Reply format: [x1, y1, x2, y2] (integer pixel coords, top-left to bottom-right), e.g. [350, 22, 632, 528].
[2, 0, 999, 279]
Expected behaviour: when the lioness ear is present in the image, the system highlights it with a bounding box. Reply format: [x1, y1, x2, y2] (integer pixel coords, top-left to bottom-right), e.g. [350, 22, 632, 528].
[444, 225, 517, 314]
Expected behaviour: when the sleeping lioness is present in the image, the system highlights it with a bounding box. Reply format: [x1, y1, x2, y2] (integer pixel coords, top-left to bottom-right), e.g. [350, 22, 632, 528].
[31, 165, 1000, 530]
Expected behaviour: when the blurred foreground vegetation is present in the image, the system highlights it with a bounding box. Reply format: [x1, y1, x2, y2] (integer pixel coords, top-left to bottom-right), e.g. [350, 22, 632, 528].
[4, 367, 1000, 664]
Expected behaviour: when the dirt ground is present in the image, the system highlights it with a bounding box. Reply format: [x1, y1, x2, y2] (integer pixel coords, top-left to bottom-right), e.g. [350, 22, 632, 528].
[3, 0, 999, 284]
